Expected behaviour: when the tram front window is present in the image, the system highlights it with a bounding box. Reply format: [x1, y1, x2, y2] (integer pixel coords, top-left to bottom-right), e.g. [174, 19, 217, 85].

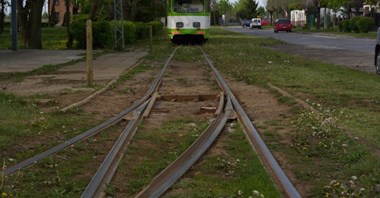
[173, 0, 204, 13]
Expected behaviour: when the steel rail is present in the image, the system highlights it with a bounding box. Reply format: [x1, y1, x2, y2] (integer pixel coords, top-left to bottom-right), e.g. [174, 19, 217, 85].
[4, 47, 178, 176]
[81, 47, 179, 197]
[81, 100, 150, 198]
[201, 48, 301, 198]
[135, 97, 234, 198]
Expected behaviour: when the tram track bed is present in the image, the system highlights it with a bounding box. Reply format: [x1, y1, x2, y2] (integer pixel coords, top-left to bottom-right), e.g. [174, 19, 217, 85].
[1, 28, 380, 197]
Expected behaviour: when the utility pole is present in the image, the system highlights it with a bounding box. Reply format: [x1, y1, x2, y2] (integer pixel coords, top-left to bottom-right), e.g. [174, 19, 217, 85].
[114, 0, 124, 50]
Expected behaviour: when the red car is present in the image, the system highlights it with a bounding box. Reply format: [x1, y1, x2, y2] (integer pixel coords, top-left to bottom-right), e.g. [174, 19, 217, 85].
[274, 18, 292, 33]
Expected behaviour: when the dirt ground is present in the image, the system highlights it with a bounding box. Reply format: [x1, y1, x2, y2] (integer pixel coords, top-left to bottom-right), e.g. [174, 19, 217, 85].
[2, 44, 376, 196]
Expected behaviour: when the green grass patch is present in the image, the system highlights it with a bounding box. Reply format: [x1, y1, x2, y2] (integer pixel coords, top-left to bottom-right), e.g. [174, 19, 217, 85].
[121, 119, 206, 196]
[294, 26, 377, 39]
[204, 27, 380, 197]
[166, 123, 280, 197]
[204, 27, 380, 146]
[0, 26, 69, 50]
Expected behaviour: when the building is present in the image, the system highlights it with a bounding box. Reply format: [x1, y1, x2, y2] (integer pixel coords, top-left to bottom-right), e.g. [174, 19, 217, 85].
[290, 10, 306, 27]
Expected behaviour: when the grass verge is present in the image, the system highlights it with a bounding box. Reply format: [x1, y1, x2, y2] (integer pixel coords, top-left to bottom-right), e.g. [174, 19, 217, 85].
[204, 27, 380, 197]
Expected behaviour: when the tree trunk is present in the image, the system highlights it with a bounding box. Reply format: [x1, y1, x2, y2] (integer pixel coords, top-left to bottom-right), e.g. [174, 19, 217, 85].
[17, 0, 30, 46]
[126, 0, 142, 21]
[0, 0, 4, 33]
[64, 0, 73, 48]
[28, 0, 44, 49]
[316, 7, 320, 29]
[47, 0, 51, 26]
[88, 0, 100, 20]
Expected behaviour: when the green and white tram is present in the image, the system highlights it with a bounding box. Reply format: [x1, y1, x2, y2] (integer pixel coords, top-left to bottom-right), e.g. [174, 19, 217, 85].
[166, 0, 210, 42]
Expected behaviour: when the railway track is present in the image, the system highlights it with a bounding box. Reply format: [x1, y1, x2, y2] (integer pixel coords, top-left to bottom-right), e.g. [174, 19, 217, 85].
[4, 47, 300, 198]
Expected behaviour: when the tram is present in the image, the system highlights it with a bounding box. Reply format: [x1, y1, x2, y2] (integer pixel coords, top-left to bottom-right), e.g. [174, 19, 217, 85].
[166, 0, 210, 42]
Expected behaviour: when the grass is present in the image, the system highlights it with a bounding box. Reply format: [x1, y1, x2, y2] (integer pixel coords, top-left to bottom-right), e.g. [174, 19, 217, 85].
[166, 123, 281, 198]
[204, 27, 380, 197]
[204, 27, 380, 145]
[0, 26, 70, 50]
[1, 26, 380, 197]
[293, 26, 377, 38]
[121, 119, 207, 196]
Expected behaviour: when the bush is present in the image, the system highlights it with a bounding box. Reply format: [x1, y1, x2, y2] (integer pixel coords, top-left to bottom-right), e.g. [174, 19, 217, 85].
[71, 18, 163, 49]
[356, 17, 375, 33]
[135, 22, 149, 40]
[92, 20, 112, 48]
[121, 20, 137, 44]
[71, 14, 88, 49]
[148, 21, 164, 35]
[339, 20, 351, 32]
[350, 16, 361, 33]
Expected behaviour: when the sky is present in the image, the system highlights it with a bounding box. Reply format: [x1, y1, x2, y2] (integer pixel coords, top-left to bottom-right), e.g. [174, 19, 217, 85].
[230, 0, 266, 8]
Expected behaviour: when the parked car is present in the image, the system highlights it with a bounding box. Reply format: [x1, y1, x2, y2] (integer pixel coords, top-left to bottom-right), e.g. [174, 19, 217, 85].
[374, 27, 380, 75]
[250, 18, 262, 29]
[242, 19, 251, 28]
[274, 18, 292, 33]
[261, 19, 269, 26]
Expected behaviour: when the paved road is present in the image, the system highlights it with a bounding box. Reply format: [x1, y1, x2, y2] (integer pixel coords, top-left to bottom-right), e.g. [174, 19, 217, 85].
[227, 26, 376, 54]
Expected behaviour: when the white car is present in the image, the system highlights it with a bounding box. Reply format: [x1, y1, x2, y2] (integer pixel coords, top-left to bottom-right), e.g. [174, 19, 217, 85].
[374, 27, 380, 75]
[250, 18, 262, 29]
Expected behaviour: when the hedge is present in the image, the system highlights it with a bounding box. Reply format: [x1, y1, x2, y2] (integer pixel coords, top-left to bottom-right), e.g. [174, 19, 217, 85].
[356, 17, 375, 33]
[339, 20, 351, 32]
[350, 16, 361, 33]
[71, 16, 163, 49]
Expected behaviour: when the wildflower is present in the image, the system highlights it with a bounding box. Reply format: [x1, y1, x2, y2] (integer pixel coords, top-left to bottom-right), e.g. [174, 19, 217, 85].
[238, 190, 243, 196]
[351, 176, 357, 180]
[1, 192, 8, 197]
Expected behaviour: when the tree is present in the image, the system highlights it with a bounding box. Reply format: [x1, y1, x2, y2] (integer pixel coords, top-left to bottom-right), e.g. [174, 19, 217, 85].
[236, 0, 259, 19]
[0, 0, 7, 33]
[257, 6, 266, 16]
[134, 0, 165, 22]
[64, 0, 73, 48]
[17, 0, 45, 48]
[125, 0, 142, 21]
[218, 0, 232, 15]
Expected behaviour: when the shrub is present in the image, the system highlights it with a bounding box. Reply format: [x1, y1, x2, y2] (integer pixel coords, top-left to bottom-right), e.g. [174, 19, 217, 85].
[339, 20, 351, 32]
[92, 20, 112, 48]
[122, 20, 137, 44]
[147, 21, 164, 35]
[135, 22, 149, 40]
[72, 19, 163, 49]
[71, 14, 88, 49]
[356, 17, 375, 33]
[350, 16, 361, 33]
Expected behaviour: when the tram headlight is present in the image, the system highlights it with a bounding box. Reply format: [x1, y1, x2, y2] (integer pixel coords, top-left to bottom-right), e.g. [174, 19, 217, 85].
[176, 22, 184, 29]
[193, 22, 201, 29]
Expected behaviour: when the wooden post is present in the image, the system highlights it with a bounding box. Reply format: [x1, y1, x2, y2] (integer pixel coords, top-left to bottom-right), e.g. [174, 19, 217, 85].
[86, 20, 93, 86]
[149, 25, 153, 52]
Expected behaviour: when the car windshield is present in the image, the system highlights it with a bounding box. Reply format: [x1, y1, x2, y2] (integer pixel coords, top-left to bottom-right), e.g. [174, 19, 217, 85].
[173, 0, 204, 13]
[276, 19, 290, 24]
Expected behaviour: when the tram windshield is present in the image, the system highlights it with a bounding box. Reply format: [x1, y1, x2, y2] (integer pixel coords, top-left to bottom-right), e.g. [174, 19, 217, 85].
[173, 0, 204, 13]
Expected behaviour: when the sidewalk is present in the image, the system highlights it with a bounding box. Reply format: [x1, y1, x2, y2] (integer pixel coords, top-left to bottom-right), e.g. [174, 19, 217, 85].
[0, 50, 84, 73]
[1, 49, 148, 96]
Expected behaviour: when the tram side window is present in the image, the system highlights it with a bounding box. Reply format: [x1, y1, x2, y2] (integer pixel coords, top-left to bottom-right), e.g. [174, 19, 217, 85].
[173, 0, 203, 13]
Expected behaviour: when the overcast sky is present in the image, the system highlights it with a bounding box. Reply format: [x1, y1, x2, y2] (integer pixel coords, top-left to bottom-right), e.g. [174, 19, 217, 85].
[230, 0, 266, 8]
